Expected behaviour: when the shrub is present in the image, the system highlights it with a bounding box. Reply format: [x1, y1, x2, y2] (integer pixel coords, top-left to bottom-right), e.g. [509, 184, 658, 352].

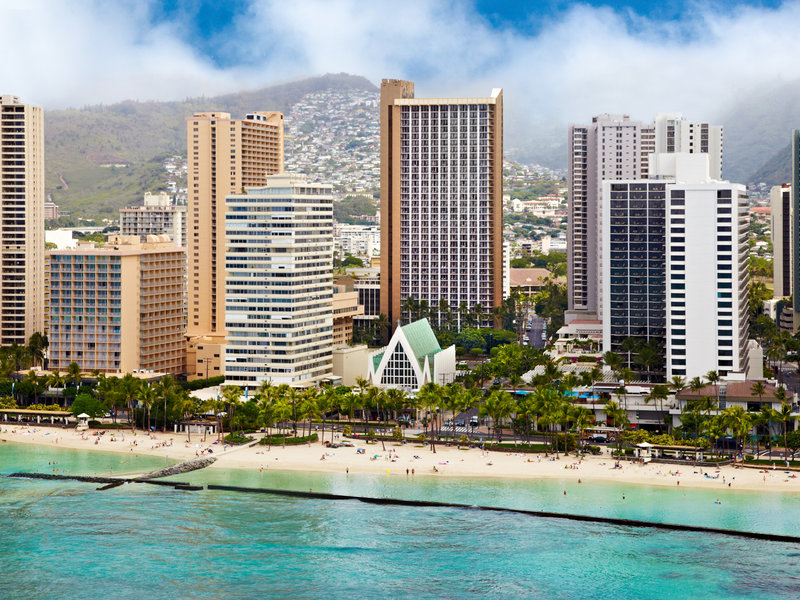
[259, 433, 318, 446]
[585, 445, 602, 455]
[392, 427, 403, 442]
[88, 420, 102, 428]
[343, 425, 352, 436]
[224, 433, 250, 445]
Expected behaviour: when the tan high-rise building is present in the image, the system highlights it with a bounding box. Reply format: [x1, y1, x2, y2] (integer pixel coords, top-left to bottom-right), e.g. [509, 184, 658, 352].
[379, 80, 503, 331]
[47, 236, 186, 374]
[0, 95, 44, 345]
[186, 110, 284, 338]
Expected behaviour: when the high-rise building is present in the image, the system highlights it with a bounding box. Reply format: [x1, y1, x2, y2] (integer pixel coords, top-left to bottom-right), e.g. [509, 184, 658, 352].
[224, 174, 333, 389]
[47, 236, 186, 374]
[601, 154, 750, 380]
[120, 191, 187, 247]
[792, 130, 800, 319]
[567, 115, 655, 319]
[379, 79, 503, 331]
[653, 113, 723, 179]
[771, 183, 792, 298]
[0, 95, 45, 345]
[186, 110, 284, 338]
[567, 113, 722, 322]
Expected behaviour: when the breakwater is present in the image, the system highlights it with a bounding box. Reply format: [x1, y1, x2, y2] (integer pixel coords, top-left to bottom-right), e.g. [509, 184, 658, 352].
[206, 483, 800, 545]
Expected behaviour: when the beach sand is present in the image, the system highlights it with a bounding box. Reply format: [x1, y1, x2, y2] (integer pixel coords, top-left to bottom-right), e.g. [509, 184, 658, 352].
[2, 424, 798, 492]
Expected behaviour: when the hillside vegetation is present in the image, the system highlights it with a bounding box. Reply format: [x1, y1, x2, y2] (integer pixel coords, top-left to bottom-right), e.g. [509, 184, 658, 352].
[45, 73, 377, 219]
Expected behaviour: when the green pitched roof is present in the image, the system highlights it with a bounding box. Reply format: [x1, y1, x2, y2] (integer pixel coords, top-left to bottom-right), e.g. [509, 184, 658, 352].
[372, 319, 443, 377]
[401, 318, 442, 369]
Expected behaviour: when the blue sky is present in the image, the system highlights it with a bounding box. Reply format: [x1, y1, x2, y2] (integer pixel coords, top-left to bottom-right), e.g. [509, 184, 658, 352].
[150, 0, 788, 68]
[1, 0, 799, 126]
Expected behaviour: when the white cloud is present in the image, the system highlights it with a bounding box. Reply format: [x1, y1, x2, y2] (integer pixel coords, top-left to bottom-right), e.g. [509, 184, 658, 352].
[3, 0, 800, 136]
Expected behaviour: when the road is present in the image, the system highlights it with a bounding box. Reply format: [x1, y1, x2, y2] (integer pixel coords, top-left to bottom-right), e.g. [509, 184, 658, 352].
[526, 316, 547, 349]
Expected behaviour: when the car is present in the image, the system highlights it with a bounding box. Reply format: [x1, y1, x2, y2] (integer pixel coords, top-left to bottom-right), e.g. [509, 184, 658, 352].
[444, 419, 453, 427]
[493, 378, 501, 385]
[456, 419, 465, 427]
[469, 416, 479, 427]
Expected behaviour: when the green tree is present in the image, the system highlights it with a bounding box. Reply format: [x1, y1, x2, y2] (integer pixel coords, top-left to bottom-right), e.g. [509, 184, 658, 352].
[70, 392, 103, 419]
[480, 389, 515, 443]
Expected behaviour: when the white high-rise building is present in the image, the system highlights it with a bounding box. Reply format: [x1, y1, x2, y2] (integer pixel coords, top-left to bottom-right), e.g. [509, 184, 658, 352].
[653, 113, 723, 180]
[224, 174, 334, 389]
[568, 113, 722, 323]
[568, 115, 655, 319]
[601, 154, 749, 380]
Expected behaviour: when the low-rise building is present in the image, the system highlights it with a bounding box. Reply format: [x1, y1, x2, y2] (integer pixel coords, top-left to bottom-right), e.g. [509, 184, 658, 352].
[367, 318, 456, 392]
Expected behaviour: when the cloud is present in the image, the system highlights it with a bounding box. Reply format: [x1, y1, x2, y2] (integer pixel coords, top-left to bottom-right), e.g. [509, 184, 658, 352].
[3, 0, 800, 143]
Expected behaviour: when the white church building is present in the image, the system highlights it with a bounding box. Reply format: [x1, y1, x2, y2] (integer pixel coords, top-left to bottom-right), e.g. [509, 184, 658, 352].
[367, 319, 456, 392]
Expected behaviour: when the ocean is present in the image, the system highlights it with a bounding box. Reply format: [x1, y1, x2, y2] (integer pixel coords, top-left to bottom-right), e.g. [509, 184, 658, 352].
[1, 443, 799, 599]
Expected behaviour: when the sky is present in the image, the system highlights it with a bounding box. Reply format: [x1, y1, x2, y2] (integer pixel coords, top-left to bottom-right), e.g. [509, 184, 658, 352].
[1, 0, 797, 127]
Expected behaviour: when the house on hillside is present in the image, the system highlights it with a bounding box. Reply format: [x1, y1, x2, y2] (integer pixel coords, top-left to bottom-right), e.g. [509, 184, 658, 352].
[367, 318, 456, 392]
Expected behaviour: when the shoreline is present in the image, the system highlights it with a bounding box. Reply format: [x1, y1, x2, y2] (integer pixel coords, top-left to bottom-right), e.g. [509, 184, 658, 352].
[2, 425, 799, 493]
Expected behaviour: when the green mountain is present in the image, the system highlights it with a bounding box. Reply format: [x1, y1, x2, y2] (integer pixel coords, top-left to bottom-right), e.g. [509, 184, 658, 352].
[750, 142, 791, 186]
[45, 73, 378, 219]
[718, 79, 800, 185]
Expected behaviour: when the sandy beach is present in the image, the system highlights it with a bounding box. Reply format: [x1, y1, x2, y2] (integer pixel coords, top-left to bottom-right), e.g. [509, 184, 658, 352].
[2, 424, 799, 492]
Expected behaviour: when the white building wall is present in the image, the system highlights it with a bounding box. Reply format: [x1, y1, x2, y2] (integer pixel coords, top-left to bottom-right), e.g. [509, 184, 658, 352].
[666, 181, 748, 380]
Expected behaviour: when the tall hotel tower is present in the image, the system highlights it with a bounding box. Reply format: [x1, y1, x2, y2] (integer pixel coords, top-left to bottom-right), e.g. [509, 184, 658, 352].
[567, 113, 721, 322]
[224, 174, 334, 389]
[601, 154, 749, 380]
[0, 95, 44, 345]
[186, 111, 284, 338]
[379, 80, 503, 331]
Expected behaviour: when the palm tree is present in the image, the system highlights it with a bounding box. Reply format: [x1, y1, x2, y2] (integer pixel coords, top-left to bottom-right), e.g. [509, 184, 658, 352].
[721, 405, 752, 461]
[751, 381, 766, 405]
[139, 383, 157, 432]
[416, 381, 441, 452]
[373, 313, 391, 346]
[66, 361, 82, 388]
[647, 384, 670, 433]
[602, 351, 623, 375]
[24, 370, 42, 405]
[119, 373, 140, 430]
[774, 392, 796, 463]
[636, 342, 661, 382]
[620, 337, 641, 370]
[534, 386, 562, 454]
[604, 400, 629, 455]
[47, 370, 67, 407]
[26, 332, 48, 368]
[706, 371, 721, 408]
[480, 389, 515, 443]
[298, 388, 319, 442]
[221, 385, 244, 438]
[670, 375, 686, 394]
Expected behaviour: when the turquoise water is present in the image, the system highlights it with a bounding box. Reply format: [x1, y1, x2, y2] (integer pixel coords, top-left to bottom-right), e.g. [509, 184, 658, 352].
[1, 443, 800, 599]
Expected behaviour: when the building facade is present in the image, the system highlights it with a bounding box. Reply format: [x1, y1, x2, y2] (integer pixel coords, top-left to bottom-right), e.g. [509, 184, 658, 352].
[224, 174, 333, 389]
[568, 113, 722, 322]
[47, 236, 186, 374]
[601, 155, 749, 380]
[120, 191, 187, 247]
[0, 95, 45, 345]
[367, 318, 456, 392]
[332, 280, 364, 347]
[771, 183, 792, 298]
[379, 79, 503, 331]
[187, 110, 284, 338]
[44, 201, 59, 221]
